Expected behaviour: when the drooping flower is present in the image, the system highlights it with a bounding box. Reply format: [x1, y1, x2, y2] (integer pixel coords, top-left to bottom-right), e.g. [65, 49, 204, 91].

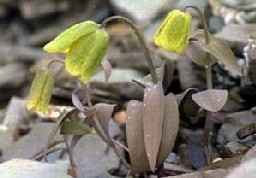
[153, 9, 192, 53]
[43, 21, 109, 82]
[27, 69, 55, 112]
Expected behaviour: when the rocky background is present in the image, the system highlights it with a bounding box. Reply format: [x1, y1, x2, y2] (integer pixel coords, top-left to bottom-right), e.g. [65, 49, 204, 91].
[1, 0, 256, 177]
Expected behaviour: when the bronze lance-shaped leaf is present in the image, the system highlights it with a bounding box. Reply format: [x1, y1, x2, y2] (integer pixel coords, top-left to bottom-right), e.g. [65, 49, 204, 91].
[126, 100, 150, 173]
[143, 81, 165, 171]
[157, 93, 179, 166]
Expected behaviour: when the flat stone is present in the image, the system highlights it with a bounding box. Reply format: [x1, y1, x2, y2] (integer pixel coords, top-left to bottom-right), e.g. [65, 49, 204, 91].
[218, 110, 256, 144]
[0, 63, 27, 88]
[0, 123, 58, 162]
[71, 135, 119, 178]
[0, 159, 71, 178]
[227, 158, 256, 178]
[168, 169, 229, 178]
[215, 24, 256, 55]
[3, 97, 31, 130]
[242, 145, 256, 163]
[109, 0, 176, 22]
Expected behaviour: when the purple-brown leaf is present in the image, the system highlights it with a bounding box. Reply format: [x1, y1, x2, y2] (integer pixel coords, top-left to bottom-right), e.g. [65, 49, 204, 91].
[186, 40, 217, 67]
[126, 100, 150, 173]
[192, 30, 243, 76]
[71, 90, 85, 112]
[94, 103, 115, 142]
[157, 93, 179, 165]
[143, 82, 165, 171]
[192, 89, 228, 112]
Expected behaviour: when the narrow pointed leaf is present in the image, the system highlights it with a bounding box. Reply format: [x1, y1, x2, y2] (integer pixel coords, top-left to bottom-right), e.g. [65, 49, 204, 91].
[126, 100, 150, 173]
[43, 21, 98, 53]
[192, 89, 228, 112]
[143, 82, 165, 171]
[157, 93, 179, 165]
[71, 90, 84, 112]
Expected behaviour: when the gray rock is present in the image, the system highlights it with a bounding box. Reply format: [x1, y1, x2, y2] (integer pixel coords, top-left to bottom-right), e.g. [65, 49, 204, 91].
[0, 159, 71, 178]
[0, 123, 58, 162]
[0, 63, 27, 88]
[72, 135, 119, 178]
[218, 110, 256, 144]
[241, 141, 256, 163]
[3, 97, 31, 130]
[169, 168, 229, 178]
[227, 159, 256, 178]
[176, 0, 206, 12]
[215, 24, 256, 55]
[109, 0, 177, 22]
[221, 141, 249, 157]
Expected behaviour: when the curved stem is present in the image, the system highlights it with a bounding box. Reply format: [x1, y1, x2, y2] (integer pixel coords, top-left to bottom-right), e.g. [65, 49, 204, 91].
[185, 6, 210, 45]
[84, 84, 131, 170]
[185, 6, 212, 165]
[47, 58, 65, 68]
[101, 16, 158, 84]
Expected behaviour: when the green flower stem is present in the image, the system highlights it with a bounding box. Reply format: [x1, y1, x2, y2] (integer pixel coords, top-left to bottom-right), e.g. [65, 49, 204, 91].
[101, 16, 158, 84]
[186, 6, 212, 165]
[85, 84, 131, 170]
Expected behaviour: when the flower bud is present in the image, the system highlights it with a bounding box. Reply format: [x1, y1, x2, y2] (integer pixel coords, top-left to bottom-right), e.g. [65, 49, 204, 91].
[153, 10, 192, 53]
[27, 69, 55, 112]
[43, 21, 109, 83]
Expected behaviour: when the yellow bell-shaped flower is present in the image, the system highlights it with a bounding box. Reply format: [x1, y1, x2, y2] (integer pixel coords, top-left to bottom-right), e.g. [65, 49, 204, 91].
[43, 21, 109, 83]
[27, 69, 55, 112]
[153, 10, 192, 53]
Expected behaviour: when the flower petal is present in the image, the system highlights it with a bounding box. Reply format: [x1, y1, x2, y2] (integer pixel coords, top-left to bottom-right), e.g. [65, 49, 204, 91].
[43, 21, 98, 53]
[153, 10, 192, 53]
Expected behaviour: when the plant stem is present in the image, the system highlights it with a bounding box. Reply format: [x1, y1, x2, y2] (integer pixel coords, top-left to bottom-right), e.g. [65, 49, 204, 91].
[64, 135, 78, 178]
[47, 58, 65, 68]
[85, 84, 131, 170]
[186, 5, 212, 165]
[101, 16, 158, 84]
